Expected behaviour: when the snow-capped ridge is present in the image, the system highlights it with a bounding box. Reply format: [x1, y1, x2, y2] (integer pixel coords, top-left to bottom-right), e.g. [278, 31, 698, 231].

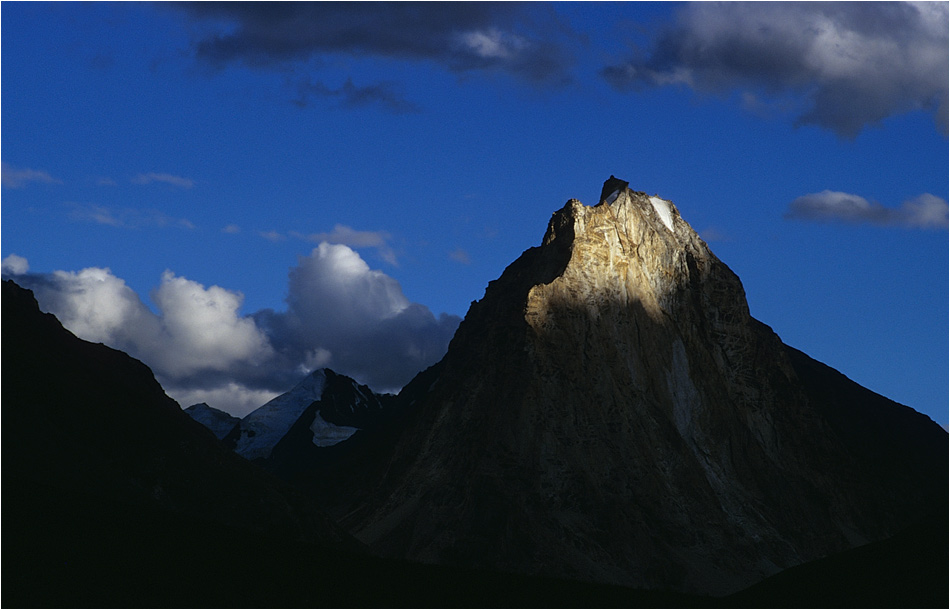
[217, 367, 395, 460]
[184, 402, 240, 440]
[231, 369, 328, 460]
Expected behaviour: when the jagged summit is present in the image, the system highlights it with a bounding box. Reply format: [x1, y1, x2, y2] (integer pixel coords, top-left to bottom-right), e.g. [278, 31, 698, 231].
[339, 179, 946, 596]
[536, 177, 734, 327]
[598, 174, 629, 204]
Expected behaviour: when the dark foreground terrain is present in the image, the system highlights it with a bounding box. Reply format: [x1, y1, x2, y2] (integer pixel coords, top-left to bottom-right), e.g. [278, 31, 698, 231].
[3, 274, 946, 607]
[6, 480, 945, 608]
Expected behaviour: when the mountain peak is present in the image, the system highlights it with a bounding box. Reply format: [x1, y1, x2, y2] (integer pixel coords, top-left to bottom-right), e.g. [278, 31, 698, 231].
[228, 369, 329, 460]
[537, 181, 721, 325]
[599, 174, 629, 204]
[341, 180, 947, 595]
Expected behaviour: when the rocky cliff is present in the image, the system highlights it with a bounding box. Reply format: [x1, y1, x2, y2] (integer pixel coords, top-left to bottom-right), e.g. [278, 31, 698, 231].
[342, 178, 947, 595]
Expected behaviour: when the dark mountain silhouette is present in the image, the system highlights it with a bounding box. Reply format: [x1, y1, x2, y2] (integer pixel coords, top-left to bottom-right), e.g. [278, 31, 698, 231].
[2, 280, 354, 545]
[0, 279, 710, 607]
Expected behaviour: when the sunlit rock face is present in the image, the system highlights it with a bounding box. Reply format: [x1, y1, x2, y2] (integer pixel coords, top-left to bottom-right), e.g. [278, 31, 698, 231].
[346, 178, 946, 595]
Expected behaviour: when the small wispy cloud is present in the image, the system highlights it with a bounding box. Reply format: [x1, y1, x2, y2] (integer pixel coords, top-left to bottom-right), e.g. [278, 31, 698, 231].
[699, 227, 730, 243]
[784, 191, 949, 230]
[449, 248, 472, 265]
[292, 224, 397, 265]
[295, 78, 421, 114]
[131, 172, 195, 189]
[1, 162, 61, 189]
[68, 203, 196, 230]
[222, 224, 242, 234]
[259, 230, 286, 242]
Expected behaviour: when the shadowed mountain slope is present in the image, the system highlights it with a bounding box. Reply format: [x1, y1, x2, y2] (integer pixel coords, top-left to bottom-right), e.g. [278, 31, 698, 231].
[1, 278, 714, 607]
[335, 178, 947, 595]
[2, 279, 354, 544]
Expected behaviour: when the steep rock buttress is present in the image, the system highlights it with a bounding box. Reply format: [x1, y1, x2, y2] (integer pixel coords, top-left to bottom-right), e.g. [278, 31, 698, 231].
[339, 179, 946, 595]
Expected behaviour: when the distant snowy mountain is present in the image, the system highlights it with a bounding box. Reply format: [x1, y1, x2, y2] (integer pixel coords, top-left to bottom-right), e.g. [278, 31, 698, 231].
[219, 369, 393, 462]
[184, 403, 240, 440]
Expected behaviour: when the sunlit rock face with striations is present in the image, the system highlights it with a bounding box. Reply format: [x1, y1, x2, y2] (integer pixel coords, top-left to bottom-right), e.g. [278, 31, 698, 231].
[344, 177, 946, 596]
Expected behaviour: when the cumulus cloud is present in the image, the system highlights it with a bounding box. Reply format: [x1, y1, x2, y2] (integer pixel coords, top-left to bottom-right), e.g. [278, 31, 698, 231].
[785, 190, 949, 229]
[150, 271, 276, 376]
[12, 266, 271, 374]
[131, 172, 195, 188]
[5, 245, 460, 416]
[2, 254, 29, 275]
[292, 224, 397, 265]
[602, 2, 949, 137]
[68, 203, 195, 230]
[175, 2, 572, 86]
[1, 162, 61, 188]
[255, 243, 459, 390]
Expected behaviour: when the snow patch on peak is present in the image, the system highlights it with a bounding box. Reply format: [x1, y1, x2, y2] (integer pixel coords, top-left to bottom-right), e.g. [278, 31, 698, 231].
[232, 369, 328, 460]
[604, 189, 622, 205]
[309, 411, 359, 447]
[649, 196, 675, 232]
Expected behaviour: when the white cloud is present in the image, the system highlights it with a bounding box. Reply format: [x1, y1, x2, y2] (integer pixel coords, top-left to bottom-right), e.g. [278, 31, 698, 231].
[1, 162, 60, 188]
[149, 271, 275, 376]
[785, 190, 949, 229]
[10, 246, 460, 415]
[163, 383, 279, 419]
[10, 263, 275, 410]
[267, 243, 412, 348]
[131, 172, 195, 189]
[222, 224, 242, 234]
[899, 194, 950, 229]
[30, 266, 163, 348]
[255, 243, 460, 392]
[2, 254, 30, 275]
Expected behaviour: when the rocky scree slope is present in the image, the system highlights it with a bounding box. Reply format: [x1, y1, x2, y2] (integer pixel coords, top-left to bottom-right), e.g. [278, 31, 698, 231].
[339, 177, 947, 595]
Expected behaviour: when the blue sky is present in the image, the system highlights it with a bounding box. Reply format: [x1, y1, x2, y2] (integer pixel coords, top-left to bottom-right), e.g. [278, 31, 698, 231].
[2, 1, 947, 423]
